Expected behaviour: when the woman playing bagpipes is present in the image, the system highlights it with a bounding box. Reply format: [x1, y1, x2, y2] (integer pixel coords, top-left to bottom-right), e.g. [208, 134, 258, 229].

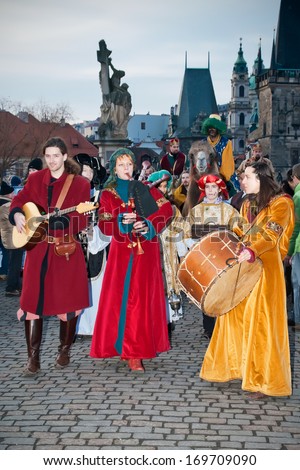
[90, 148, 173, 372]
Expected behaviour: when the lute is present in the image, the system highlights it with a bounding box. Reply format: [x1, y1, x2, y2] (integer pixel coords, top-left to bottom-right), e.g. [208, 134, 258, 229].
[12, 201, 98, 249]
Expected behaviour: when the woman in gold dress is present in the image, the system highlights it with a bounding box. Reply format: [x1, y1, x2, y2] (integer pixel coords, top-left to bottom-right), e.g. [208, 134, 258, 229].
[200, 160, 295, 398]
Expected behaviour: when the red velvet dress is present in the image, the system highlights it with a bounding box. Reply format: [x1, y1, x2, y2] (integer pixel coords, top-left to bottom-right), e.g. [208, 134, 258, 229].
[90, 181, 173, 359]
[10, 169, 90, 318]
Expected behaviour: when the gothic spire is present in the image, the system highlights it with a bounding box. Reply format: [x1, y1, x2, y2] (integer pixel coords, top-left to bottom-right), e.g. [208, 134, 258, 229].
[274, 0, 300, 69]
[233, 38, 248, 74]
[252, 38, 264, 76]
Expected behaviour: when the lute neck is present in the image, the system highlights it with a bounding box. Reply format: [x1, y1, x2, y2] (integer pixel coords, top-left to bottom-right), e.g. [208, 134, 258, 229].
[47, 205, 77, 219]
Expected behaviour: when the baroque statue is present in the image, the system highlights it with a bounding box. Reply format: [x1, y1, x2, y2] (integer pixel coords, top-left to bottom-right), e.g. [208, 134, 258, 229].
[97, 40, 132, 139]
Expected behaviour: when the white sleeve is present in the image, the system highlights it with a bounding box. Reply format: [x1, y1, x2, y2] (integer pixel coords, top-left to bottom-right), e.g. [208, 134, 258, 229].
[88, 225, 111, 254]
[176, 240, 188, 257]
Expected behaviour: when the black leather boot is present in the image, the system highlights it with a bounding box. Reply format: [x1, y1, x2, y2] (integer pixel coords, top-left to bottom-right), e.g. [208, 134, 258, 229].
[24, 319, 43, 375]
[56, 317, 78, 368]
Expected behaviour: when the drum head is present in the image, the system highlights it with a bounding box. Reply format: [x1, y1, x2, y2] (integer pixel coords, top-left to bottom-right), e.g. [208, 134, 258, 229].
[201, 258, 262, 316]
[177, 229, 263, 317]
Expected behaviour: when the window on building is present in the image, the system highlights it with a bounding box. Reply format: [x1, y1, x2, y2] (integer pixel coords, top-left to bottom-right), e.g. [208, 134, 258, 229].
[14, 161, 24, 178]
[239, 86, 244, 98]
[239, 113, 245, 126]
[71, 137, 79, 148]
[291, 148, 299, 166]
[278, 112, 285, 133]
[239, 139, 244, 149]
[141, 122, 146, 130]
[292, 105, 300, 128]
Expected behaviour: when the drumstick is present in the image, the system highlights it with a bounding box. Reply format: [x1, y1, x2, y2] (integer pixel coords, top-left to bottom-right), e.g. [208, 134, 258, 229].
[231, 262, 242, 307]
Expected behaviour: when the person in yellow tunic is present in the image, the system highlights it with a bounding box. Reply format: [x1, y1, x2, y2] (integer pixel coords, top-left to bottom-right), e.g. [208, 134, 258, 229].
[200, 159, 295, 398]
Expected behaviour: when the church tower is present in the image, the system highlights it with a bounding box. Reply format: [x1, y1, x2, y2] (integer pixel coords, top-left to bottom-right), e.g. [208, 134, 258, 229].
[168, 55, 218, 155]
[227, 40, 252, 157]
[248, 40, 265, 133]
[249, 0, 300, 172]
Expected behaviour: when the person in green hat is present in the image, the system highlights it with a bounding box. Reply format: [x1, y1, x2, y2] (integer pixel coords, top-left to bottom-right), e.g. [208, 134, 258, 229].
[201, 114, 239, 195]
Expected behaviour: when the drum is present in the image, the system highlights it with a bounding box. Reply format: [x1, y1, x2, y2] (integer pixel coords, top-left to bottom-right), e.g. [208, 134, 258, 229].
[177, 229, 262, 317]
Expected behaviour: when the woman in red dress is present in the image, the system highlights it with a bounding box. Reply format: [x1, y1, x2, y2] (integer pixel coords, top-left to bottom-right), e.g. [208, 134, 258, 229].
[90, 148, 173, 372]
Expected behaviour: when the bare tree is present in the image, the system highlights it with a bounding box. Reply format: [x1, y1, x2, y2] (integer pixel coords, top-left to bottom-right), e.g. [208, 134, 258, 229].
[0, 111, 28, 178]
[0, 98, 74, 179]
[0, 97, 74, 123]
[0, 97, 23, 115]
[23, 98, 74, 123]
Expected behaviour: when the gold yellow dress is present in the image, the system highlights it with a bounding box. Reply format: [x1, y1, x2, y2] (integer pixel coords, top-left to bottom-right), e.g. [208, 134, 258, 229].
[200, 194, 295, 396]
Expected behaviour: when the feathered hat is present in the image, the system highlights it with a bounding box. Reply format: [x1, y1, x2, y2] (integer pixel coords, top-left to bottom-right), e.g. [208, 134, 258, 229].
[74, 153, 95, 170]
[74, 153, 107, 185]
[201, 114, 227, 135]
[197, 174, 229, 200]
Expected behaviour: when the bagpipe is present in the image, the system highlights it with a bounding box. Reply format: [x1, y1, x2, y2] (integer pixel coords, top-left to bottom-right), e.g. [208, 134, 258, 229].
[128, 173, 170, 218]
[127, 173, 171, 254]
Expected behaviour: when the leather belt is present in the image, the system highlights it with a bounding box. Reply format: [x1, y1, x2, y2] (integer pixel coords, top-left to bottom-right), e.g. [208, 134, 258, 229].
[45, 234, 75, 244]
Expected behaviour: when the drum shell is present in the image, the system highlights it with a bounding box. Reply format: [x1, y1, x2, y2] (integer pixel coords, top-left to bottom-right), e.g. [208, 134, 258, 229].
[177, 230, 262, 316]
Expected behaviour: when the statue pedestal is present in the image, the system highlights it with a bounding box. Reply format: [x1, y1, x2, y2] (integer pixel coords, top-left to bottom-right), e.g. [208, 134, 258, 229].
[94, 138, 132, 166]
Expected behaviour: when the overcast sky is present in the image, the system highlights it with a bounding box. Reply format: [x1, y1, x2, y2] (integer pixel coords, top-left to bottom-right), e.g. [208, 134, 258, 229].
[0, 0, 282, 123]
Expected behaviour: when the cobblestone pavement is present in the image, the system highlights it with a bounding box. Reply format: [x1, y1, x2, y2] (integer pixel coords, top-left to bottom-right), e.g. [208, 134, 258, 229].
[0, 280, 299, 450]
